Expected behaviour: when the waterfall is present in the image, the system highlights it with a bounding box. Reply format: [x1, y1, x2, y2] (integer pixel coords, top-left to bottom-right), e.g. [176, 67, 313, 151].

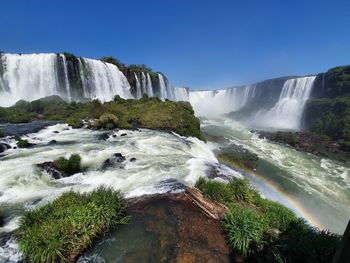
[173, 87, 189, 101]
[158, 73, 167, 100]
[251, 76, 316, 130]
[189, 85, 257, 117]
[0, 53, 132, 107]
[134, 72, 142, 99]
[59, 54, 71, 101]
[146, 73, 154, 97]
[0, 53, 61, 106]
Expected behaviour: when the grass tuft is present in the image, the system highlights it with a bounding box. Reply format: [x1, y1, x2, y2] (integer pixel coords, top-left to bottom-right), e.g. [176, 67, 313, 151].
[18, 187, 129, 263]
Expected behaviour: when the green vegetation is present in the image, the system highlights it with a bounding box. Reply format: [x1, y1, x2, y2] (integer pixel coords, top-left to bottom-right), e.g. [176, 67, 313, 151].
[18, 187, 129, 263]
[218, 150, 259, 170]
[0, 95, 205, 140]
[223, 205, 266, 256]
[13, 135, 31, 148]
[0, 129, 5, 137]
[53, 154, 81, 175]
[304, 97, 350, 141]
[195, 177, 341, 262]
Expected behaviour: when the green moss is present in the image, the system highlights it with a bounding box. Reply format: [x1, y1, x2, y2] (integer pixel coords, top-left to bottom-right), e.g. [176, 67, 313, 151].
[53, 154, 81, 175]
[18, 187, 129, 263]
[0, 129, 5, 137]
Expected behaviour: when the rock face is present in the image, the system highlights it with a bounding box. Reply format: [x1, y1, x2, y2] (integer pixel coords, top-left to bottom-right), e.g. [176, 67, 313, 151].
[81, 189, 231, 263]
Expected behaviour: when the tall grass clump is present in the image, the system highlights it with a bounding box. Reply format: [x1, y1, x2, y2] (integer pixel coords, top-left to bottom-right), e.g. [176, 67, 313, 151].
[223, 204, 267, 256]
[18, 187, 129, 263]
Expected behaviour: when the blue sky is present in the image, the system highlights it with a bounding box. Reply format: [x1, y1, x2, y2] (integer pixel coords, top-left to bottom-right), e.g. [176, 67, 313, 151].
[1, 0, 349, 89]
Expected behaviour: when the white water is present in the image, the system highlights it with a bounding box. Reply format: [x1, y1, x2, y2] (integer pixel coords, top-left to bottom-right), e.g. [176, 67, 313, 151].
[158, 74, 167, 100]
[0, 54, 60, 106]
[189, 85, 257, 117]
[146, 73, 154, 97]
[82, 58, 132, 101]
[0, 53, 132, 106]
[250, 76, 316, 130]
[0, 123, 243, 261]
[134, 72, 142, 99]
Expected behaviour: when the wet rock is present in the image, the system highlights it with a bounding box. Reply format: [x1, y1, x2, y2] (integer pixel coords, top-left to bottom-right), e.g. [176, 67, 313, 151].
[97, 132, 110, 141]
[0, 143, 11, 153]
[130, 157, 137, 162]
[53, 131, 59, 134]
[48, 140, 57, 145]
[156, 179, 186, 192]
[37, 162, 66, 179]
[101, 153, 126, 170]
[0, 231, 14, 247]
[120, 133, 127, 137]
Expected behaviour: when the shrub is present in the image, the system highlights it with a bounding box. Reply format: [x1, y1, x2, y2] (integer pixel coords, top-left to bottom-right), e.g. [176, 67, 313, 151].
[94, 113, 119, 129]
[18, 187, 129, 262]
[54, 154, 81, 175]
[66, 117, 83, 129]
[223, 205, 267, 256]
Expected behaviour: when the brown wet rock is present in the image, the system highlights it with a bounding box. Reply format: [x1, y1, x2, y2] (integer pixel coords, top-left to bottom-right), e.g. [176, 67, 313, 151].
[126, 188, 232, 263]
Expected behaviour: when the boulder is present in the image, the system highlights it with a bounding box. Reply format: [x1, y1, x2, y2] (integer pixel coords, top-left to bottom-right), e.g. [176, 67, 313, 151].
[101, 153, 126, 170]
[97, 132, 111, 141]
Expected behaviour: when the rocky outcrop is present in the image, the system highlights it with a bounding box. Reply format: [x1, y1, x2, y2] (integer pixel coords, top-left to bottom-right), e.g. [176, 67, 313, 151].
[255, 130, 350, 162]
[37, 162, 68, 179]
[124, 189, 231, 263]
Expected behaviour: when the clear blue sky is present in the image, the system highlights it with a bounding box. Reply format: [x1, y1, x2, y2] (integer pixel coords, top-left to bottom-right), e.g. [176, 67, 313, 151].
[1, 0, 349, 89]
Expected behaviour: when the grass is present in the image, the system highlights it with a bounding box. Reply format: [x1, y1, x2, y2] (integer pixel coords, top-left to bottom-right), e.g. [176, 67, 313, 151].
[53, 154, 82, 175]
[18, 187, 129, 263]
[195, 177, 341, 262]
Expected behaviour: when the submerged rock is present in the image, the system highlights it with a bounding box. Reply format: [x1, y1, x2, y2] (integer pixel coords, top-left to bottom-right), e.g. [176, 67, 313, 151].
[130, 157, 137, 162]
[101, 153, 126, 170]
[97, 132, 111, 141]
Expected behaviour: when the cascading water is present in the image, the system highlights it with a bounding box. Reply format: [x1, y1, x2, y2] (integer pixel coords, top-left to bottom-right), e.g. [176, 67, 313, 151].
[134, 72, 142, 99]
[0, 53, 61, 106]
[250, 76, 316, 130]
[189, 84, 257, 117]
[146, 73, 154, 97]
[0, 53, 132, 106]
[59, 54, 71, 101]
[158, 73, 167, 100]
